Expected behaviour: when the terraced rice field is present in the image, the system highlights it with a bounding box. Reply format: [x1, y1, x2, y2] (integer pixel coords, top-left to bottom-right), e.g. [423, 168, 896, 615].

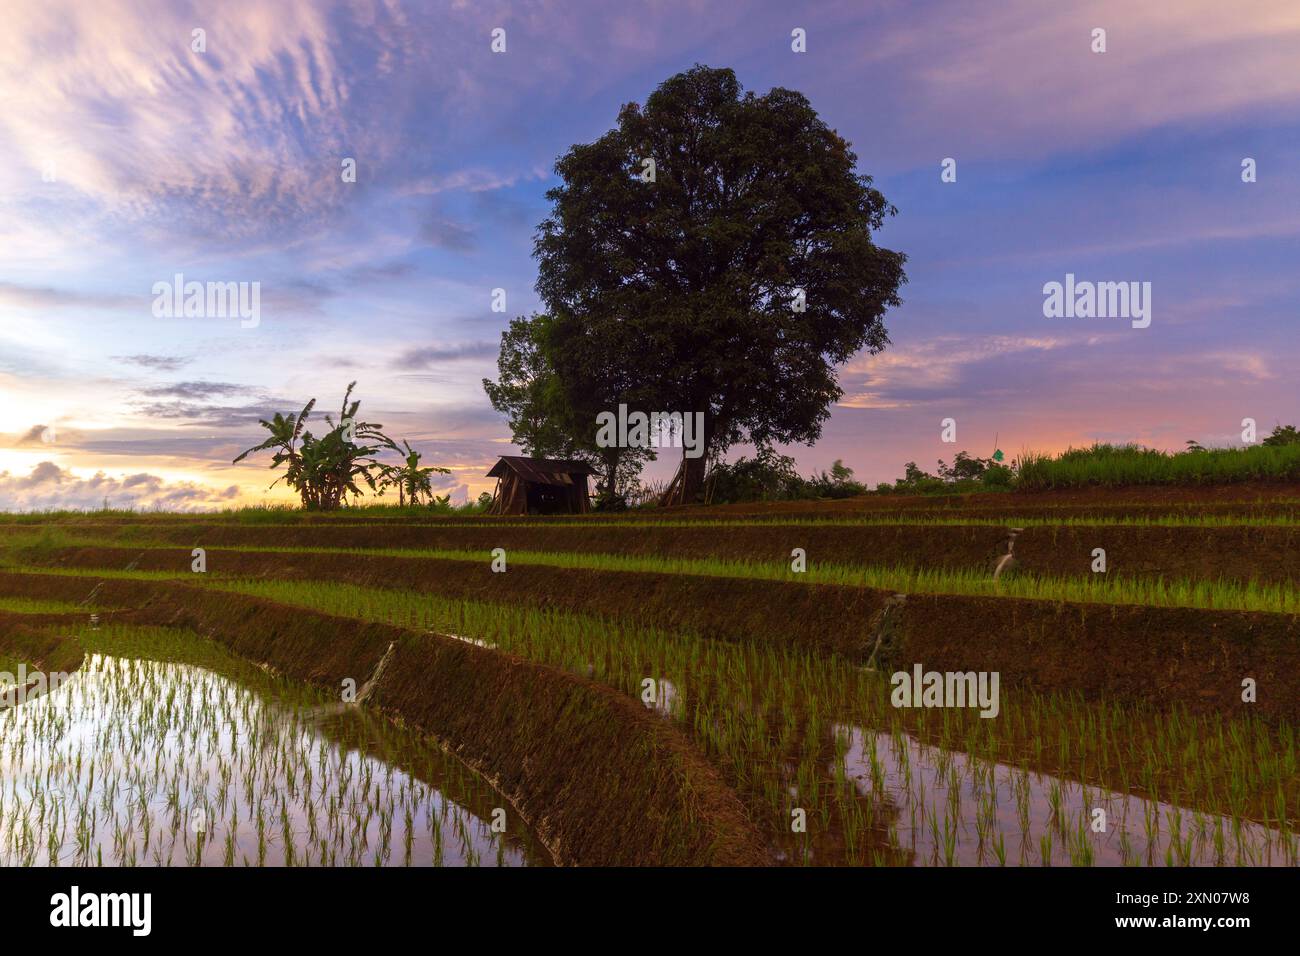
[0, 484, 1297, 867]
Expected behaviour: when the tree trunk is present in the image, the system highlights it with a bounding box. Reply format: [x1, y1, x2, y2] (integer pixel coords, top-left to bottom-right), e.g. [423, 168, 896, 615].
[660, 449, 708, 506]
[659, 408, 712, 507]
[601, 451, 621, 509]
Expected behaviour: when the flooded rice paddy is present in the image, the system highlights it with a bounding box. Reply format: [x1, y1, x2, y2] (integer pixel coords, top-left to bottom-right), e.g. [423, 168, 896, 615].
[0, 648, 546, 866]
[835, 725, 1298, 867]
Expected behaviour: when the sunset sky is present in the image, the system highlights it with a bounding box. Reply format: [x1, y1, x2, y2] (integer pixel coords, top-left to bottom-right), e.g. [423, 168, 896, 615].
[2, 0, 1298, 510]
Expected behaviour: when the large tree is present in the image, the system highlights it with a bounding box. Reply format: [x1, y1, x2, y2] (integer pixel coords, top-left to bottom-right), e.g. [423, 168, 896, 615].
[534, 65, 906, 504]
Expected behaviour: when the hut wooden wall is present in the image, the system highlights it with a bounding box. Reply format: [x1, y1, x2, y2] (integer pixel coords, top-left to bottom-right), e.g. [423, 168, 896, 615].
[487, 470, 590, 515]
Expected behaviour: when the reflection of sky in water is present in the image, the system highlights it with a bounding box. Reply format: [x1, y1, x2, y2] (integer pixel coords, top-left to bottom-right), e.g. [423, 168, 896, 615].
[836, 725, 1298, 867]
[0, 655, 542, 866]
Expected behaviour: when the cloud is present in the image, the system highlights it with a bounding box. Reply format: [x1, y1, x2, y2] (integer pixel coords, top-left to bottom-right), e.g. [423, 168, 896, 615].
[0, 282, 140, 311]
[473, 189, 535, 227]
[131, 400, 289, 429]
[343, 261, 417, 284]
[0, 461, 244, 512]
[419, 210, 476, 251]
[400, 167, 549, 197]
[0, 0, 419, 245]
[14, 425, 55, 446]
[839, 334, 1079, 409]
[812, 0, 1300, 168]
[115, 354, 192, 371]
[139, 381, 249, 399]
[394, 342, 498, 369]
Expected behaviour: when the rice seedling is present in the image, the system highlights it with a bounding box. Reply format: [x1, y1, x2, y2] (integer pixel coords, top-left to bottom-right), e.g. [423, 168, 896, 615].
[11, 537, 1288, 615]
[205, 544, 1300, 614]
[0, 625, 545, 867]
[196, 576, 1299, 866]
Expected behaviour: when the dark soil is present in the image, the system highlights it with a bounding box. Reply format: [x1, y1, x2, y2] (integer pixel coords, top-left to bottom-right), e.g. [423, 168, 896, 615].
[11, 520, 1296, 583]
[889, 595, 1300, 722]
[1013, 525, 1300, 583]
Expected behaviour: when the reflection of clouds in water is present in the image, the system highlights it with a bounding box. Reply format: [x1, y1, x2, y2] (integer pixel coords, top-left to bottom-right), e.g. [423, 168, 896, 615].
[835, 724, 1297, 867]
[0, 654, 537, 866]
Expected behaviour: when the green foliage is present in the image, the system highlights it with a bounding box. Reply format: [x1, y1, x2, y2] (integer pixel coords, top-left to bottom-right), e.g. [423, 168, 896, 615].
[1262, 424, 1300, 447]
[706, 453, 866, 503]
[980, 463, 1015, 488]
[938, 451, 996, 482]
[878, 452, 1012, 495]
[483, 314, 653, 508]
[533, 64, 906, 503]
[705, 450, 803, 502]
[1017, 442, 1300, 491]
[234, 383, 440, 511]
[803, 459, 868, 499]
[377, 441, 451, 508]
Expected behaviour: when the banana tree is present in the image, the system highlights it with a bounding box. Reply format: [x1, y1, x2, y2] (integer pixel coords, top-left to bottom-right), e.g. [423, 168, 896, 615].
[232, 399, 316, 496]
[378, 440, 450, 507]
[234, 383, 422, 510]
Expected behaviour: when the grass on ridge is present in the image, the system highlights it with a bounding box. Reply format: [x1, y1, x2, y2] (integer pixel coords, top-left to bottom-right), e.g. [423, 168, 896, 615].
[0, 596, 101, 614]
[0, 539, 1296, 614]
[185, 544, 1300, 615]
[1017, 443, 1300, 490]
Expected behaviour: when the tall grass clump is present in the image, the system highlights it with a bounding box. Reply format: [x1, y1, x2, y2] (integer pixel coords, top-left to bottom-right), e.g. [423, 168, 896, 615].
[1017, 443, 1300, 491]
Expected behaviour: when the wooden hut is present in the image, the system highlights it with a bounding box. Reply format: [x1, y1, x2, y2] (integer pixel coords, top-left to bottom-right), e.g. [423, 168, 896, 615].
[486, 456, 595, 515]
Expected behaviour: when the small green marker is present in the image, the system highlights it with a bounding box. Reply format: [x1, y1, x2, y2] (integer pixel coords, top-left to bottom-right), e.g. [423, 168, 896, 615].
[992, 449, 1004, 462]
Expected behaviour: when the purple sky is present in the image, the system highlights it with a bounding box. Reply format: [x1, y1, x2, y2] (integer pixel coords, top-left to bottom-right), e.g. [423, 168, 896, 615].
[1, 0, 1297, 509]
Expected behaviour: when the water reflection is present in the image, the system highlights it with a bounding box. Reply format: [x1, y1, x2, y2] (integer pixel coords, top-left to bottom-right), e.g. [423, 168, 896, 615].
[0, 654, 546, 866]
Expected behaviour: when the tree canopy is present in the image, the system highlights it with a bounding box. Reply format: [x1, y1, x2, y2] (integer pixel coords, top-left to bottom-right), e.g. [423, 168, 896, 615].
[528, 64, 906, 504]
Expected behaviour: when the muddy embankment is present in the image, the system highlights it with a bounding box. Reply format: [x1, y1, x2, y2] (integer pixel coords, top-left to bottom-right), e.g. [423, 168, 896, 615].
[4, 521, 1299, 583]
[885, 595, 1300, 723]
[3, 548, 1297, 721]
[0, 522, 1003, 568]
[0, 611, 86, 706]
[0, 571, 767, 866]
[674, 482, 1300, 519]
[9, 547, 892, 659]
[1012, 525, 1300, 583]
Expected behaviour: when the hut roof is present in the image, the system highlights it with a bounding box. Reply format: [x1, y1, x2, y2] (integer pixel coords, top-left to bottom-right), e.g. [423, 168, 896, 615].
[486, 456, 596, 486]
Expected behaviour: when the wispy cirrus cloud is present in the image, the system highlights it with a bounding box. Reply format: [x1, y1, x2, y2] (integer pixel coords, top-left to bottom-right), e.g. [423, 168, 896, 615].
[0, 282, 142, 311]
[0, 1, 358, 232]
